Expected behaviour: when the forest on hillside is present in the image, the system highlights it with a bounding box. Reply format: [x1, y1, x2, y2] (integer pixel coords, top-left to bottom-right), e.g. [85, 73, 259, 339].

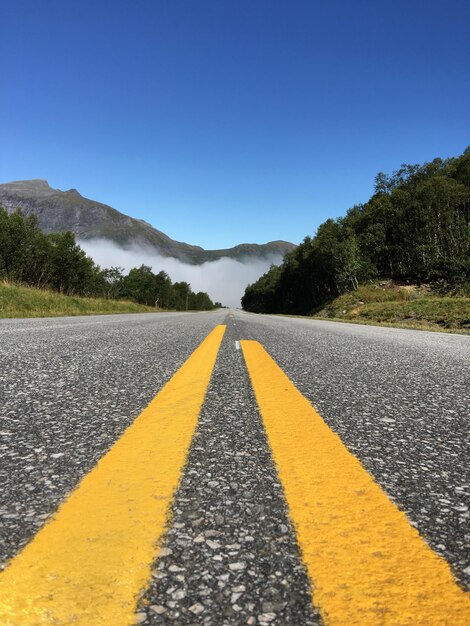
[0, 208, 218, 310]
[242, 148, 470, 314]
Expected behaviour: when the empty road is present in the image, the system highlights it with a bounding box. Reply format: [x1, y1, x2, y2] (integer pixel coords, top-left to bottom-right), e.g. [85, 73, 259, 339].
[1, 310, 469, 625]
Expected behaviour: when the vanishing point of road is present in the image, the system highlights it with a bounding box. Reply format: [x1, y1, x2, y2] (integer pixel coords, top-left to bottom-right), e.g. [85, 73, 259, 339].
[1, 310, 469, 625]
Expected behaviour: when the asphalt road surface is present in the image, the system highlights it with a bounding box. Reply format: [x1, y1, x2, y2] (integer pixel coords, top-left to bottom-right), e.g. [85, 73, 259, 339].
[0, 310, 469, 625]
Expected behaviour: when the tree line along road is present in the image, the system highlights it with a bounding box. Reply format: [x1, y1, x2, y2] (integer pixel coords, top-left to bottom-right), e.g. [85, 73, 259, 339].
[0, 310, 469, 625]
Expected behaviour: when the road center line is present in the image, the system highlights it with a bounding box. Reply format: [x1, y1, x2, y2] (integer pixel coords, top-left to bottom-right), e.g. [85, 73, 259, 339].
[0, 325, 226, 626]
[241, 339, 470, 625]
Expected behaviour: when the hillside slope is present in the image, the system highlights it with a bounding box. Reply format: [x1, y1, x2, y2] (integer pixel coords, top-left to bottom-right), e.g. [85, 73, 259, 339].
[0, 281, 156, 318]
[0, 180, 295, 264]
[314, 283, 470, 333]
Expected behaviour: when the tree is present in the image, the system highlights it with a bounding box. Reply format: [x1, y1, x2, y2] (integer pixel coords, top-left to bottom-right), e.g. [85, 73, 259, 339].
[102, 266, 125, 299]
[46, 232, 99, 294]
[154, 271, 172, 308]
[172, 281, 191, 310]
[121, 265, 156, 305]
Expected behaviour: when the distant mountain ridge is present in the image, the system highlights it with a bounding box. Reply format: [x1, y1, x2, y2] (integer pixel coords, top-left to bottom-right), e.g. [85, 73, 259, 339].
[0, 179, 295, 263]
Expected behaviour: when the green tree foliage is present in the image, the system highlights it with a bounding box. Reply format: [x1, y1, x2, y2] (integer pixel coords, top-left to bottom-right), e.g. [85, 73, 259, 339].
[153, 270, 173, 308]
[242, 148, 470, 314]
[121, 265, 157, 305]
[171, 281, 191, 310]
[119, 269, 215, 310]
[0, 208, 104, 294]
[0, 208, 216, 310]
[101, 266, 125, 299]
[46, 232, 103, 294]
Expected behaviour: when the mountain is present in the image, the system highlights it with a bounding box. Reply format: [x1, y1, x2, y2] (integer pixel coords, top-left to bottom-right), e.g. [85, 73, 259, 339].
[0, 179, 295, 264]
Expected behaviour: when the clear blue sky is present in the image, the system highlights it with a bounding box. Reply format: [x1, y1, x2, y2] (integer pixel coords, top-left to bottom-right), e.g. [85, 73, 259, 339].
[1, 0, 469, 249]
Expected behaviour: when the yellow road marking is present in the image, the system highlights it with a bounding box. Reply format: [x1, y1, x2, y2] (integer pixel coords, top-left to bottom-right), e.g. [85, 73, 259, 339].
[0, 325, 225, 626]
[241, 340, 470, 626]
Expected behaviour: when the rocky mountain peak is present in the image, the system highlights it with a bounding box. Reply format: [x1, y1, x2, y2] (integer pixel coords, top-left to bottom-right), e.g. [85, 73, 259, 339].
[0, 179, 296, 264]
[2, 179, 56, 197]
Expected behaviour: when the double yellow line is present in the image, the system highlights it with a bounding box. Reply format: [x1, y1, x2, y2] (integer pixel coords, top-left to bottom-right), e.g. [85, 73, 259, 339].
[1, 326, 469, 625]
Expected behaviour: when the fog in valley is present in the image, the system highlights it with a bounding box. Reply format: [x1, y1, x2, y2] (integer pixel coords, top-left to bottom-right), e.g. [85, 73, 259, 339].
[79, 239, 282, 308]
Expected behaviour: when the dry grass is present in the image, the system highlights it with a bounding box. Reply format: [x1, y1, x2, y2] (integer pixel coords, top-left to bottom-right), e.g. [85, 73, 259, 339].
[0, 282, 158, 318]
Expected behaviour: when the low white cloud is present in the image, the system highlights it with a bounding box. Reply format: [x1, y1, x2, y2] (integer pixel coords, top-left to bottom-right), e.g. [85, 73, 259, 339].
[79, 238, 281, 308]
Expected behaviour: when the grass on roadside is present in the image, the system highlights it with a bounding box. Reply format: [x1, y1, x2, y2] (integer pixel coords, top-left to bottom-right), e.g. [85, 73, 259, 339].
[0, 281, 158, 318]
[311, 284, 470, 333]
